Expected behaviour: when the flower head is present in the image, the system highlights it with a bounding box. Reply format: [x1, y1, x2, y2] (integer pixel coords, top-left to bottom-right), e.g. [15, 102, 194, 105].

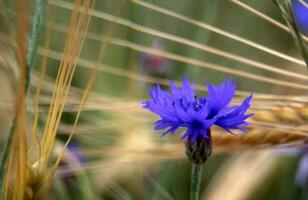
[142, 77, 253, 142]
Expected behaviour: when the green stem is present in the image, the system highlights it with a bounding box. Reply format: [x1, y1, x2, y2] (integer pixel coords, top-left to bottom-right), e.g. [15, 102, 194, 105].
[25, 0, 46, 91]
[190, 164, 203, 200]
[0, 119, 16, 198]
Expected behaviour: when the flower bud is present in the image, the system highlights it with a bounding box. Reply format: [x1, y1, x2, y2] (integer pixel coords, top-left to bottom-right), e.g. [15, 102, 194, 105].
[185, 130, 212, 164]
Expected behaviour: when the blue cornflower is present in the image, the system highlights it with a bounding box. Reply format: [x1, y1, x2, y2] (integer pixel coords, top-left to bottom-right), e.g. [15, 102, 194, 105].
[292, 0, 308, 35]
[142, 77, 253, 142]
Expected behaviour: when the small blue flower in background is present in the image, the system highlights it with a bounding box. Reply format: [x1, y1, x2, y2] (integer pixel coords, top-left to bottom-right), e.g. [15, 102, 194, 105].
[292, 0, 308, 35]
[142, 77, 253, 142]
[67, 142, 86, 164]
[138, 40, 173, 75]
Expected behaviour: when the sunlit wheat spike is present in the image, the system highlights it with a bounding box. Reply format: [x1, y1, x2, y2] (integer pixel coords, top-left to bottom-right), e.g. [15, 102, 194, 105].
[213, 104, 308, 147]
[28, 0, 96, 199]
[129, 0, 305, 66]
[40, 0, 92, 163]
[49, 0, 125, 177]
[28, 2, 55, 164]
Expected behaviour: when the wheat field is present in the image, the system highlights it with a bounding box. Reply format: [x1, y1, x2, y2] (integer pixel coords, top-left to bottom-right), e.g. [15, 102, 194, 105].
[0, 0, 308, 199]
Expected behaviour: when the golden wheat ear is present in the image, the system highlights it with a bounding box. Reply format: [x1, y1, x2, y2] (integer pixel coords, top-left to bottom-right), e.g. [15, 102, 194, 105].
[0, 0, 31, 199]
[0, 0, 96, 199]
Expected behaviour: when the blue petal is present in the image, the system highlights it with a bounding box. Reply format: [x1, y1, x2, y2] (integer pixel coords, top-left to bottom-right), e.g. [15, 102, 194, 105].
[206, 77, 236, 118]
[154, 120, 175, 130]
[181, 128, 193, 139]
[161, 126, 179, 137]
[215, 94, 253, 134]
[190, 130, 199, 142]
[200, 129, 209, 139]
[181, 77, 195, 101]
[196, 103, 209, 119]
[217, 95, 252, 118]
[184, 118, 216, 141]
[170, 77, 195, 101]
[200, 118, 217, 130]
